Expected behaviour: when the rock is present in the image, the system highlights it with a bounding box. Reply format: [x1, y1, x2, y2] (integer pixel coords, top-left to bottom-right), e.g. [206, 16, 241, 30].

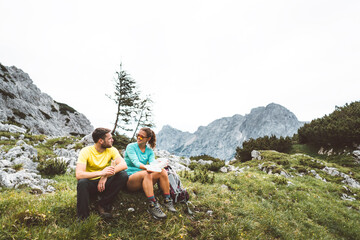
[197, 160, 213, 165]
[251, 150, 262, 160]
[53, 148, 80, 171]
[323, 166, 360, 189]
[220, 184, 229, 190]
[280, 171, 292, 178]
[0, 169, 55, 193]
[154, 149, 190, 172]
[310, 170, 326, 182]
[341, 193, 356, 201]
[0, 123, 27, 133]
[220, 167, 228, 173]
[287, 181, 295, 186]
[80, 134, 94, 146]
[353, 150, 360, 160]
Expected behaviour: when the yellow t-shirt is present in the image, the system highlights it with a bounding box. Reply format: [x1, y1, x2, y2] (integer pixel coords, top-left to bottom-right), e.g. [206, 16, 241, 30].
[77, 145, 121, 180]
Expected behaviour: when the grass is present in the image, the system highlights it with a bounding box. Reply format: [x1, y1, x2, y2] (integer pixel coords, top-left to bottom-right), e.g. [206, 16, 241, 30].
[1, 132, 360, 239]
[1, 152, 360, 239]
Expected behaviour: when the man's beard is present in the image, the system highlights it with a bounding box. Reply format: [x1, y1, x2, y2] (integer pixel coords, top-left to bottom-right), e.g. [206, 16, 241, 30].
[101, 142, 112, 148]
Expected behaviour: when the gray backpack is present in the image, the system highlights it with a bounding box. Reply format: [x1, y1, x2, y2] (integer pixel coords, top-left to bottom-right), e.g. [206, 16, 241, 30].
[165, 166, 192, 214]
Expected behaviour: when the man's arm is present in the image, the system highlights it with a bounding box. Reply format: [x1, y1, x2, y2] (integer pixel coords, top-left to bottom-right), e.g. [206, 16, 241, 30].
[114, 156, 128, 173]
[75, 163, 115, 180]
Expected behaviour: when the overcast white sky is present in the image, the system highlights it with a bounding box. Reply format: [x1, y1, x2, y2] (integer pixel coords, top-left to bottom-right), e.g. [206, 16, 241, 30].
[1, 0, 359, 134]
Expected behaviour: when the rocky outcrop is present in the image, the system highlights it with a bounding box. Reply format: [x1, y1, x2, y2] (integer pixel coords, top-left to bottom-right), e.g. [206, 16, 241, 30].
[157, 103, 305, 160]
[0, 139, 55, 193]
[0, 63, 93, 136]
[0, 127, 191, 193]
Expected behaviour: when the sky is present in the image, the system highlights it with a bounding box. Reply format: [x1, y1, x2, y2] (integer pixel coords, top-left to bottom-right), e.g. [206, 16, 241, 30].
[1, 0, 360, 135]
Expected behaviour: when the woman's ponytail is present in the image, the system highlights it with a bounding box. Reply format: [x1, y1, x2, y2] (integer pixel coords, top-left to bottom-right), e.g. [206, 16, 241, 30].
[141, 127, 156, 149]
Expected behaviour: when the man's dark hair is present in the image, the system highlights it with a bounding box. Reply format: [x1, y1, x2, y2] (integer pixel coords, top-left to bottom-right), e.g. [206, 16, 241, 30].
[92, 128, 111, 143]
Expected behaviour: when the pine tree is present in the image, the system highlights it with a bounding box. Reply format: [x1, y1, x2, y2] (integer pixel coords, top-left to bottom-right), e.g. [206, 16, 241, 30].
[107, 63, 140, 134]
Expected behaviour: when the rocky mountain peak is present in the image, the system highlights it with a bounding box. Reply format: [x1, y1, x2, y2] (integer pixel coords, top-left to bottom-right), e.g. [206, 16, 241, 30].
[157, 103, 304, 160]
[0, 63, 93, 136]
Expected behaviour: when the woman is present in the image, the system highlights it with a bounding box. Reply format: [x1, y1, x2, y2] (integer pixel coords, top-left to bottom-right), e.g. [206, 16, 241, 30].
[124, 127, 176, 219]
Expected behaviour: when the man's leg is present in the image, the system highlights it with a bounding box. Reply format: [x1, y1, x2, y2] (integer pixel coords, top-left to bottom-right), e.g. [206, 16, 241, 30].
[98, 171, 128, 210]
[77, 178, 98, 219]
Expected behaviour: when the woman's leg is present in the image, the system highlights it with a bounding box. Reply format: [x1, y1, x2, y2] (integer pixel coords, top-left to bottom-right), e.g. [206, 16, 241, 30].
[127, 169, 170, 196]
[127, 170, 155, 197]
[153, 169, 170, 195]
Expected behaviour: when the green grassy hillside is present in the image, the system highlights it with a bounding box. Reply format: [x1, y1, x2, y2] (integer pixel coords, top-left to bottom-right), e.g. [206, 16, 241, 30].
[1, 135, 360, 239]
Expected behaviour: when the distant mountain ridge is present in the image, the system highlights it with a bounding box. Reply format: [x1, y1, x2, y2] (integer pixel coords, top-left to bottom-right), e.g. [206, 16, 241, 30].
[157, 103, 305, 160]
[0, 63, 93, 136]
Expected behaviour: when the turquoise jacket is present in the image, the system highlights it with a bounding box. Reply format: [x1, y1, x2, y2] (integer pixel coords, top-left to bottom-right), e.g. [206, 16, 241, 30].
[124, 142, 155, 176]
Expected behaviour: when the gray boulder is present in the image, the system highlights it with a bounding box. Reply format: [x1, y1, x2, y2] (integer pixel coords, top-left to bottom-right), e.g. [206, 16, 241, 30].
[0, 169, 55, 193]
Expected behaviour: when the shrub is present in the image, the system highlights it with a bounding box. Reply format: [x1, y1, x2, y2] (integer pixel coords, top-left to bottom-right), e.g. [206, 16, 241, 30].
[207, 161, 225, 172]
[298, 101, 360, 147]
[12, 164, 23, 171]
[12, 109, 27, 119]
[188, 162, 199, 170]
[54, 101, 77, 115]
[112, 134, 131, 151]
[273, 176, 287, 185]
[190, 154, 218, 161]
[37, 158, 69, 176]
[189, 154, 225, 172]
[235, 135, 292, 162]
[180, 168, 215, 184]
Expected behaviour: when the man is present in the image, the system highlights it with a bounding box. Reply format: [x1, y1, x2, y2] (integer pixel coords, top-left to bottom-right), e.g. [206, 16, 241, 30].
[76, 128, 128, 219]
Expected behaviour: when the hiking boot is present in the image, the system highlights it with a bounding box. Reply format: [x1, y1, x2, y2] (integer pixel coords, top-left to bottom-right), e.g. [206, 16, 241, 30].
[97, 205, 112, 219]
[163, 198, 177, 212]
[148, 201, 167, 219]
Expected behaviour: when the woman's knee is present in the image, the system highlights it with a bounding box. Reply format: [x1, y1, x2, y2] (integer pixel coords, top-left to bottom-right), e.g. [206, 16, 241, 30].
[160, 169, 168, 179]
[144, 172, 154, 181]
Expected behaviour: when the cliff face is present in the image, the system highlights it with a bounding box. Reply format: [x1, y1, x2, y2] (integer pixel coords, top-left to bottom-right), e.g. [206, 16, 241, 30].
[157, 103, 305, 160]
[0, 63, 93, 136]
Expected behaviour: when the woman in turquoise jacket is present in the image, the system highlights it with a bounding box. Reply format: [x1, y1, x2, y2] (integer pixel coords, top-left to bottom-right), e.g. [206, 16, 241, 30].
[124, 127, 176, 219]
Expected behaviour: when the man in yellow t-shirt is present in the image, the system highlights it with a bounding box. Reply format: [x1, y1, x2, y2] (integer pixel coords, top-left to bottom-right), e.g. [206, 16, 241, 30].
[76, 128, 128, 219]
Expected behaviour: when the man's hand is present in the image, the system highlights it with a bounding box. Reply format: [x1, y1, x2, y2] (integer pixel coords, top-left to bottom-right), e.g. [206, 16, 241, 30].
[101, 166, 115, 176]
[98, 176, 108, 192]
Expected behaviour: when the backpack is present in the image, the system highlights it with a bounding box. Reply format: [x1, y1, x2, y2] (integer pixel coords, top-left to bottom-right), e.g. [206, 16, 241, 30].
[165, 166, 192, 214]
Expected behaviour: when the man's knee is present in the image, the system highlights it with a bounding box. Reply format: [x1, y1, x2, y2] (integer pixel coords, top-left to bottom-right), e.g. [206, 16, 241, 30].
[77, 178, 89, 191]
[113, 171, 129, 187]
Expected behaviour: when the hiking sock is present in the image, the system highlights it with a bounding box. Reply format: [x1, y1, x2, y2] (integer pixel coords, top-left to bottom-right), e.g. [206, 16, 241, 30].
[147, 195, 156, 203]
[163, 194, 171, 201]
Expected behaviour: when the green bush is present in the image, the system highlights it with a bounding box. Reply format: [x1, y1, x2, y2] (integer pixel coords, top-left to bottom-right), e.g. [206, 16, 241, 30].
[37, 158, 69, 176]
[189, 154, 225, 172]
[298, 101, 360, 147]
[180, 168, 215, 184]
[235, 135, 292, 162]
[207, 161, 225, 171]
[112, 133, 131, 152]
[190, 154, 218, 161]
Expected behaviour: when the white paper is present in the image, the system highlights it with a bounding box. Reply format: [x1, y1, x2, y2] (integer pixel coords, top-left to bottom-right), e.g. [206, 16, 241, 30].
[144, 158, 169, 172]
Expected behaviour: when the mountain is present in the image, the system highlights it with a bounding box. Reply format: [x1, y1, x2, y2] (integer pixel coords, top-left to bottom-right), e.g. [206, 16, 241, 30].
[0, 63, 93, 136]
[157, 103, 305, 160]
